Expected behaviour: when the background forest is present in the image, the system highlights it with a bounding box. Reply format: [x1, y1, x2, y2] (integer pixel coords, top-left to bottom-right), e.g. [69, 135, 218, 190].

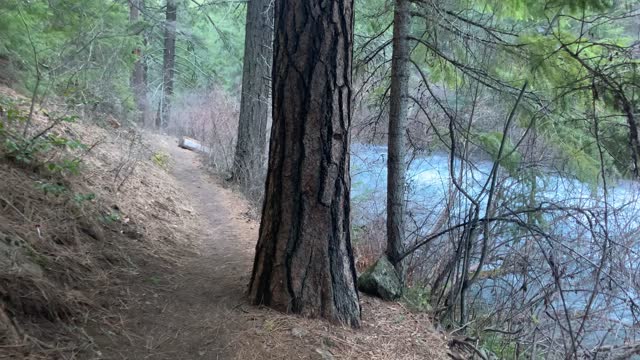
[1, 0, 640, 359]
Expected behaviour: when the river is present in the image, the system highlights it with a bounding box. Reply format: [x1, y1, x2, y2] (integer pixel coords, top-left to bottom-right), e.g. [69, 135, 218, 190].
[350, 144, 640, 352]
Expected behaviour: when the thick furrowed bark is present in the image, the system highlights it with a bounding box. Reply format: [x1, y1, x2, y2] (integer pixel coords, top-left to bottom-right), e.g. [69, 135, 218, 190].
[249, 0, 360, 327]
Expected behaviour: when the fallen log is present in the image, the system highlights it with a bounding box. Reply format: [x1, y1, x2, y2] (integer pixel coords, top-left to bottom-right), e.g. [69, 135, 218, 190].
[178, 137, 210, 153]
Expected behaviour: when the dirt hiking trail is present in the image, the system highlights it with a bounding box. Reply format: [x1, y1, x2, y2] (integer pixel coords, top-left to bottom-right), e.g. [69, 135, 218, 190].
[93, 135, 449, 360]
[96, 136, 259, 359]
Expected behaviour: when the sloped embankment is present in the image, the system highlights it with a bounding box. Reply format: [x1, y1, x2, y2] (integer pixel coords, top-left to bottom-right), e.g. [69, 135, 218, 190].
[0, 86, 199, 358]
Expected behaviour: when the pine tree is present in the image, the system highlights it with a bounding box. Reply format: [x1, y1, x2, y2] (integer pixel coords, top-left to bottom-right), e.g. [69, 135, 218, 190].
[248, 0, 361, 327]
[232, 0, 273, 193]
[158, 0, 177, 129]
[386, 0, 410, 278]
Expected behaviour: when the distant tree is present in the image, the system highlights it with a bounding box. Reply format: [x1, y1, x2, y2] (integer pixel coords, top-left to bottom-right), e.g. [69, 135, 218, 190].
[158, 0, 177, 129]
[129, 0, 148, 125]
[248, 0, 361, 326]
[386, 0, 410, 278]
[232, 0, 273, 193]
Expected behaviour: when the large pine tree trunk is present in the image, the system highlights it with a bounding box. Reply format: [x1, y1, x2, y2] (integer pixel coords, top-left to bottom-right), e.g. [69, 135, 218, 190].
[232, 0, 273, 192]
[129, 0, 148, 125]
[160, 0, 177, 129]
[386, 0, 410, 277]
[248, 0, 361, 327]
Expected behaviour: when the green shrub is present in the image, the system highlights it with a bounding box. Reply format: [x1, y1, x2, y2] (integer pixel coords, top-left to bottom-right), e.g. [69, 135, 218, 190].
[151, 151, 170, 170]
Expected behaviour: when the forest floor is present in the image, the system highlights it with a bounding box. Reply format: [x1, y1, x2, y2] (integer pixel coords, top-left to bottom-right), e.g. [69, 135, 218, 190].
[0, 85, 451, 359]
[92, 135, 259, 359]
[95, 136, 451, 360]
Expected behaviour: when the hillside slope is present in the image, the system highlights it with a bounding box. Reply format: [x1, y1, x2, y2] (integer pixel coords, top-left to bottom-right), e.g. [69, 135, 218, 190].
[0, 85, 201, 358]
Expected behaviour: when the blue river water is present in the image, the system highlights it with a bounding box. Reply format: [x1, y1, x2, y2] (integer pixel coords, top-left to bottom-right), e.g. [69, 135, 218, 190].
[351, 144, 640, 230]
[350, 144, 640, 347]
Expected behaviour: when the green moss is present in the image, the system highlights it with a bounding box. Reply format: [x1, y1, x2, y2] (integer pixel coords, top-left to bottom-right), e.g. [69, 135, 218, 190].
[358, 257, 402, 300]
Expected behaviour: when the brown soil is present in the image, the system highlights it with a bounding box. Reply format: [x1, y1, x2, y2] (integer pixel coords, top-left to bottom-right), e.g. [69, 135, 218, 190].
[94, 136, 451, 360]
[92, 135, 258, 359]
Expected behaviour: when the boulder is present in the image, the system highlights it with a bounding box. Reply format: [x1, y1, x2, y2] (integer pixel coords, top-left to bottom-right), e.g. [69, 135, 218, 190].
[357, 256, 402, 300]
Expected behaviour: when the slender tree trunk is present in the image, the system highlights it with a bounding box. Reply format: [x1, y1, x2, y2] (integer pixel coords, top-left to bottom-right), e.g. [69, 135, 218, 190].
[232, 0, 273, 192]
[160, 0, 177, 129]
[142, 20, 150, 126]
[620, 97, 640, 177]
[129, 0, 148, 125]
[386, 0, 410, 277]
[155, 99, 162, 129]
[248, 0, 361, 327]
